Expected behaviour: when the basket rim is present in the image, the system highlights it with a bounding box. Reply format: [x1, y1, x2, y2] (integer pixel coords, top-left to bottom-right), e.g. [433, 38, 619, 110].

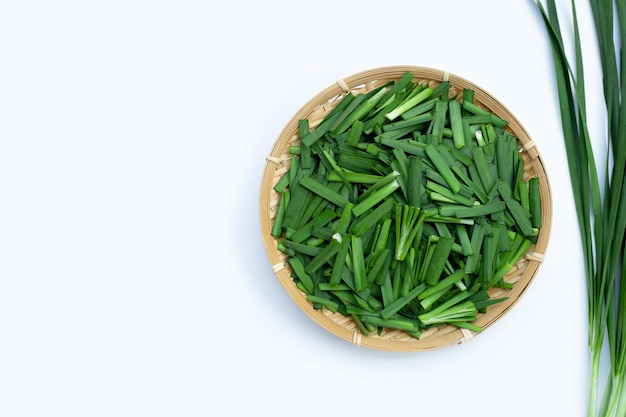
[259, 65, 552, 352]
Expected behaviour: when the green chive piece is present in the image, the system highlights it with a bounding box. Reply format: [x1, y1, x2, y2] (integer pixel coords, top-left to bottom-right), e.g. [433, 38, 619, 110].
[353, 179, 401, 217]
[395, 204, 426, 261]
[288, 256, 315, 294]
[380, 283, 426, 320]
[385, 86, 434, 121]
[423, 236, 455, 286]
[425, 144, 461, 194]
[351, 235, 367, 292]
[529, 177, 542, 228]
[449, 100, 466, 149]
[299, 175, 349, 208]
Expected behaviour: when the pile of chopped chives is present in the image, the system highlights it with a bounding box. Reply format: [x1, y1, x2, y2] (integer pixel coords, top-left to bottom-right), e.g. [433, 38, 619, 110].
[272, 71, 541, 339]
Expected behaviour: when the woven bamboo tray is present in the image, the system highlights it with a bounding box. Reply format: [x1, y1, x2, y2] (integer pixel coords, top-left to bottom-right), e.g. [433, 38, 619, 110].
[259, 66, 552, 352]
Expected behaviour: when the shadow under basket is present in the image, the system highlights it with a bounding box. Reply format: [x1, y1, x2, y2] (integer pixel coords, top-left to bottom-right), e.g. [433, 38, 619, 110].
[259, 65, 552, 352]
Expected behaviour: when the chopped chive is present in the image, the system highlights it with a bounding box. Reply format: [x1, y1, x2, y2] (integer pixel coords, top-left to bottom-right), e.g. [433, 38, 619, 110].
[271, 191, 289, 237]
[377, 136, 428, 157]
[419, 297, 477, 327]
[445, 199, 506, 218]
[385, 86, 434, 121]
[307, 294, 340, 313]
[327, 171, 383, 184]
[335, 203, 354, 235]
[400, 99, 437, 120]
[368, 248, 393, 286]
[518, 179, 530, 215]
[380, 283, 426, 320]
[395, 204, 426, 261]
[288, 256, 315, 294]
[454, 321, 482, 333]
[407, 156, 424, 207]
[423, 235, 455, 286]
[349, 198, 395, 236]
[426, 181, 476, 206]
[351, 235, 367, 292]
[371, 218, 392, 258]
[529, 176, 542, 228]
[360, 315, 419, 333]
[298, 119, 313, 168]
[318, 283, 350, 291]
[279, 238, 322, 257]
[472, 146, 496, 193]
[455, 223, 473, 256]
[353, 179, 401, 217]
[383, 112, 433, 131]
[425, 144, 462, 194]
[329, 235, 350, 285]
[300, 93, 356, 146]
[428, 99, 449, 144]
[304, 234, 343, 274]
[449, 100, 465, 149]
[331, 86, 388, 138]
[419, 268, 466, 301]
[462, 101, 508, 128]
[273, 171, 290, 193]
[497, 181, 534, 237]
[299, 175, 349, 208]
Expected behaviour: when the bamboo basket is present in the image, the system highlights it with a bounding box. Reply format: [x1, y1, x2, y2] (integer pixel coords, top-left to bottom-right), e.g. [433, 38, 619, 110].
[259, 66, 552, 352]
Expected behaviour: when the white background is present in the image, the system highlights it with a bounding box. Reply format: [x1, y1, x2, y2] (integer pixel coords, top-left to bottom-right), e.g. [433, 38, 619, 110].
[0, 1, 604, 416]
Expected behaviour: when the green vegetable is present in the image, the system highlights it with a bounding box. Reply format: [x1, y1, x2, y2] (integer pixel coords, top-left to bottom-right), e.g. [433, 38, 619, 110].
[536, 1, 626, 415]
[448, 99, 466, 149]
[270, 72, 541, 340]
[393, 204, 423, 262]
